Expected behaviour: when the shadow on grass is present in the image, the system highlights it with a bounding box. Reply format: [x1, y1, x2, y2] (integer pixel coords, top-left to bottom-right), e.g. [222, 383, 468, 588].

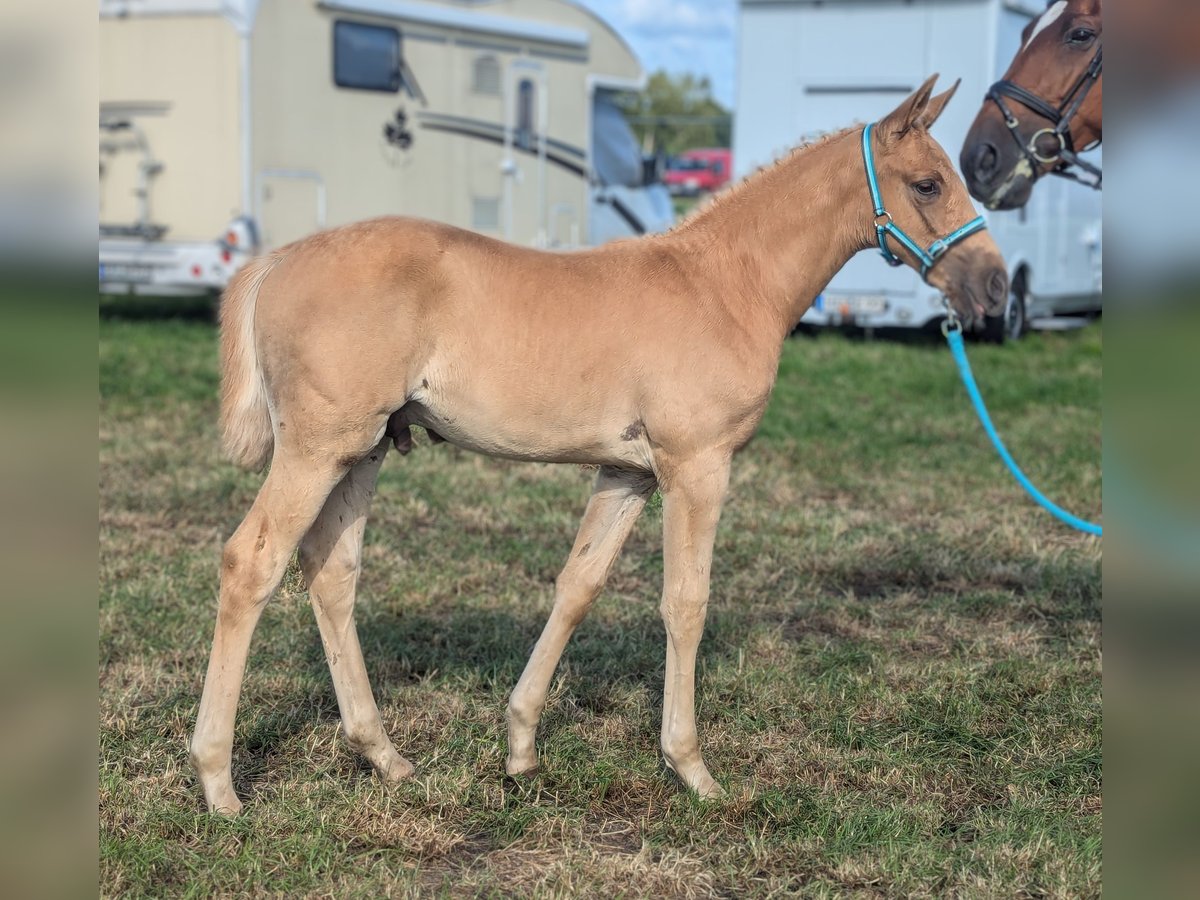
[100, 292, 217, 321]
[233, 705, 349, 802]
[290, 540, 1099, 717]
[337, 603, 670, 712]
[790, 322, 947, 345]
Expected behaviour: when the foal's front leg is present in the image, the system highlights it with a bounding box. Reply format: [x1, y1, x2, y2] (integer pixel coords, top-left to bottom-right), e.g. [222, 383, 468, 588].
[506, 466, 656, 775]
[658, 454, 730, 798]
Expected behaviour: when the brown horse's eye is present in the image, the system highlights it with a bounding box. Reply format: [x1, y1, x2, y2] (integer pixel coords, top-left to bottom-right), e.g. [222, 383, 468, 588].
[1067, 27, 1096, 45]
[913, 180, 939, 198]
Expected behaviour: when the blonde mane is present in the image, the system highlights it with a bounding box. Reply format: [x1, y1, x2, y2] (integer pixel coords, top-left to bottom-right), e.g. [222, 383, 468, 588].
[670, 126, 860, 233]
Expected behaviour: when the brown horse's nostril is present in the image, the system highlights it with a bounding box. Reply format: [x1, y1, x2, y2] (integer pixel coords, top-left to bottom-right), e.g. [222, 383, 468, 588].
[973, 142, 999, 182]
[986, 268, 1008, 311]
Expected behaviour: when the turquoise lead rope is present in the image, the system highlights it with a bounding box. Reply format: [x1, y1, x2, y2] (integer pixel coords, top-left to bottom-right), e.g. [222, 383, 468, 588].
[858, 121, 1099, 535]
[943, 320, 1102, 536]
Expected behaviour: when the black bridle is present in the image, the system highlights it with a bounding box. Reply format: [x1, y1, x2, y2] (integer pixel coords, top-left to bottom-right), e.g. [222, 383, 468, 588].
[987, 43, 1102, 190]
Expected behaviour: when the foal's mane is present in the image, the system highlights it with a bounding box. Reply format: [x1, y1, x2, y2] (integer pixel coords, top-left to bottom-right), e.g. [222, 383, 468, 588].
[669, 125, 859, 233]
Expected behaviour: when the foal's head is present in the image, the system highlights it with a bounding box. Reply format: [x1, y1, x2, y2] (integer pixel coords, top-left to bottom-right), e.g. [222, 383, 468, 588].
[867, 77, 1008, 323]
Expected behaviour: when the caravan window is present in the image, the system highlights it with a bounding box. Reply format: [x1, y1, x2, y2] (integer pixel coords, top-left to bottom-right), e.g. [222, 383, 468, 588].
[472, 55, 501, 96]
[515, 79, 535, 151]
[334, 21, 402, 93]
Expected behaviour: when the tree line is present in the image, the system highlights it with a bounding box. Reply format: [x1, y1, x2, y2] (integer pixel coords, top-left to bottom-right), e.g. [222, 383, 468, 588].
[614, 70, 733, 156]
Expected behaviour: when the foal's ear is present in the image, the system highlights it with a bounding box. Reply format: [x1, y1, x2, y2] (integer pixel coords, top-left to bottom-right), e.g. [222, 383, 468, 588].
[917, 79, 960, 131]
[879, 74, 940, 142]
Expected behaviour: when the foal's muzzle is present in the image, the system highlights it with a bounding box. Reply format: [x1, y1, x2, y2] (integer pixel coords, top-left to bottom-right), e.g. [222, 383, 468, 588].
[935, 255, 1008, 326]
[962, 265, 1009, 322]
[983, 266, 1009, 314]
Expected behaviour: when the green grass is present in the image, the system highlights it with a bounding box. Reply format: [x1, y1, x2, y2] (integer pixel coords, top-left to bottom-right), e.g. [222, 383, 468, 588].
[100, 303, 1101, 898]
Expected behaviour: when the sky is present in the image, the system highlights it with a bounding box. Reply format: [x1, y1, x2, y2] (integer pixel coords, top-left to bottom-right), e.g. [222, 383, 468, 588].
[576, 0, 738, 109]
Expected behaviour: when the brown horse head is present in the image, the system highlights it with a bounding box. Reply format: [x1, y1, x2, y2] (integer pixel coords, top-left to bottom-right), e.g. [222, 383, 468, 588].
[962, 0, 1103, 210]
[871, 76, 1009, 323]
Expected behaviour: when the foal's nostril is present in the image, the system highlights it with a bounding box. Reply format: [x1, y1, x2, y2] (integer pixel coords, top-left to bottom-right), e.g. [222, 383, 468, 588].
[986, 268, 1008, 310]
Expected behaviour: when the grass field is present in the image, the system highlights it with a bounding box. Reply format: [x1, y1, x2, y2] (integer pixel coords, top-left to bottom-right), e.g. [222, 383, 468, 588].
[99, 302, 1101, 898]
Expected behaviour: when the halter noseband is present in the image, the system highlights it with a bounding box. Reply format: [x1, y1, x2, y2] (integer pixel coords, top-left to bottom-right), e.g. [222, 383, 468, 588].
[861, 123, 987, 279]
[987, 43, 1102, 190]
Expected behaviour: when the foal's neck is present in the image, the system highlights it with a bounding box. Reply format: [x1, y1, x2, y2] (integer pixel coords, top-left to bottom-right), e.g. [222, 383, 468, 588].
[667, 128, 873, 337]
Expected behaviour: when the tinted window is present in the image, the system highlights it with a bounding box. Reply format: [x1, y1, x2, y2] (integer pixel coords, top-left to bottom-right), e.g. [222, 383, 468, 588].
[591, 90, 642, 187]
[515, 78, 535, 151]
[334, 21, 401, 93]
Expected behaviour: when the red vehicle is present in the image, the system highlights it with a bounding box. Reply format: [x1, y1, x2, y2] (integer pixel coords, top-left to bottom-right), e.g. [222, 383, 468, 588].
[662, 148, 732, 196]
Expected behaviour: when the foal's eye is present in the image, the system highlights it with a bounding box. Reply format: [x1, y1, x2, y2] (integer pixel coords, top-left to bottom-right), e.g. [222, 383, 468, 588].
[913, 180, 939, 198]
[1066, 27, 1096, 45]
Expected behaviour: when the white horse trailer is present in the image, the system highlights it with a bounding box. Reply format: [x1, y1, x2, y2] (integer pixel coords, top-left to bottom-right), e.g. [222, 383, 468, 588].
[734, 0, 1102, 338]
[99, 0, 673, 295]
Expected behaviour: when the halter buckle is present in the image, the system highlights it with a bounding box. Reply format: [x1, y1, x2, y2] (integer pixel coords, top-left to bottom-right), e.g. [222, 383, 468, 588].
[873, 211, 893, 228]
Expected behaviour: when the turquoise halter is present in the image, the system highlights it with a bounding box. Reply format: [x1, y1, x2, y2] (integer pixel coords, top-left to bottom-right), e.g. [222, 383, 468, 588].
[861, 123, 988, 279]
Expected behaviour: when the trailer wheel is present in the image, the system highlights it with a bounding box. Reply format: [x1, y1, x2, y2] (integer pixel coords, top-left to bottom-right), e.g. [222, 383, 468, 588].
[982, 272, 1028, 344]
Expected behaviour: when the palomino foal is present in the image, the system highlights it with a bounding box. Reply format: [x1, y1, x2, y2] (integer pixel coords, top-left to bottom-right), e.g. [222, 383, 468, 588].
[191, 77, 1006, 814]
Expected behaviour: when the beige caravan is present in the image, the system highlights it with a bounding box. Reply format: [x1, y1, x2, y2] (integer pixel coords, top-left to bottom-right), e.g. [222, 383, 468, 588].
[99, 0, 673, 294]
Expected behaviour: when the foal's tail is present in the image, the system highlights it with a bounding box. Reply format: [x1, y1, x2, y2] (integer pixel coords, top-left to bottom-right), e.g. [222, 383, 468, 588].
[219, 252, 283, 470]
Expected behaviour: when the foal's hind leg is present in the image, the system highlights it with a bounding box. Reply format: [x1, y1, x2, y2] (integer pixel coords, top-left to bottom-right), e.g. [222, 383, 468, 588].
[298, 440, 414, 785]
[507, 466, 656, 775]
[190, 446, 348, 814]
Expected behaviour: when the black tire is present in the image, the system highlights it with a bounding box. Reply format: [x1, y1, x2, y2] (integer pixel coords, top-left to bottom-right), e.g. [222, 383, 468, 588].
[981, 276, 1029, 345]
[1005, 287, 1028, 341]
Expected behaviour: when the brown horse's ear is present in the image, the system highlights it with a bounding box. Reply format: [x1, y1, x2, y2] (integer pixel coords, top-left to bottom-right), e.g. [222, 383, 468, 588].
[879, 74, 939, 143]
[918, 79, 960, 131]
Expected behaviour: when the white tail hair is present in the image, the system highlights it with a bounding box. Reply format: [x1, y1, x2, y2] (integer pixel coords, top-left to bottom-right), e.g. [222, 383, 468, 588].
[219, 253, 282, 470]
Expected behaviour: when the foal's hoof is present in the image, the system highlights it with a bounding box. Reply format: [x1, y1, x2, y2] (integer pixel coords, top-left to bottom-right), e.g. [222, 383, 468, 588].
[205, 789, 243, 817]
[377, 754, 416, 784]
[505, 755, 540, 778]
[693, 776, 727, 801]
[666, 759, 726, 800]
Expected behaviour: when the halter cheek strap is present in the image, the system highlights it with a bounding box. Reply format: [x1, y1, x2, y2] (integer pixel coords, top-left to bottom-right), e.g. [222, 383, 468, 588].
[861, 124, 988, 279]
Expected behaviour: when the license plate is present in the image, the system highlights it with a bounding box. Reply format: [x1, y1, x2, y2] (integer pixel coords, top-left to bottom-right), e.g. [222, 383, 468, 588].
[100, 262, 154, 284]
[834, 295, 888, 316]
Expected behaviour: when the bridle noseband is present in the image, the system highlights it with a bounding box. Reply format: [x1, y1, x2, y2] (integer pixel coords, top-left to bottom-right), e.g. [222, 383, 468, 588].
[861, 123, 987, 280]
[987, 43, 1102, 190]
